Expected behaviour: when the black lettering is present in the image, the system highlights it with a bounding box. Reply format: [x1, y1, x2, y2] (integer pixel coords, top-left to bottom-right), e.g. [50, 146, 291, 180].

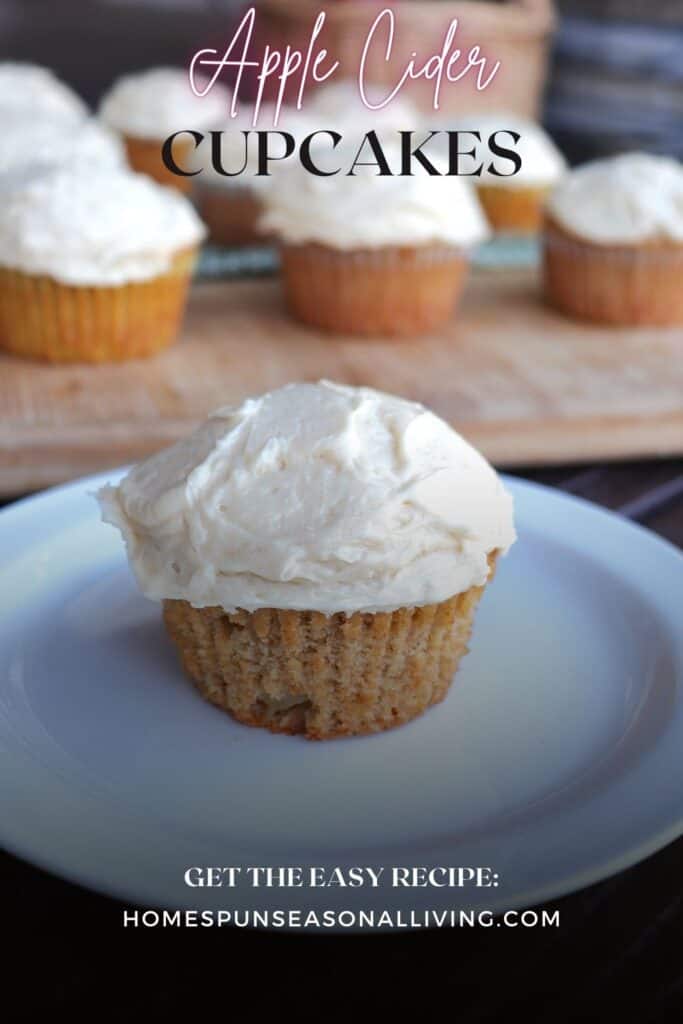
[256, 131, 296, 175]
[161, 130, 203, 176]
[300, 130, 342, 176]
[487, 130, 522, 177]
[347, 130, 392, 176]
[447, 130, 483, 176]
[400, 130, 441, 175]
[210, 129, 248, 176]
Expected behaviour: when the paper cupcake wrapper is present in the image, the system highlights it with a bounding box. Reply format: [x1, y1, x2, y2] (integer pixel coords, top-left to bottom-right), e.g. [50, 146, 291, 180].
[162, 555, 496, 740]
[197, 183, 266, 246]
[543, 218, 683, 325]
[124, 134, 195, 194]
[0, 247, 197, 364]
[476, 183, 551, 236]
[279, 242, 470, 338]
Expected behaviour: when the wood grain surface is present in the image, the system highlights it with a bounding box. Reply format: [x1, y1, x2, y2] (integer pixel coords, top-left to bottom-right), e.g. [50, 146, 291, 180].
[2, 266, 683, 495]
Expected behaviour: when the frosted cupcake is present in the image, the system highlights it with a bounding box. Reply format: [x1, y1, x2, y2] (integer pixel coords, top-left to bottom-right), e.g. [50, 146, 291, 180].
[306, 78, 422, 136]
[0, 62, 88, 121]
[0, 164, 205, 363]
[195, 103, 304, 246]
[260, 149, 490, 336]
[543, 153, 683, 325]
[0, 109, 125, 177]
[99, 381, 515, 739]
[99, 67, 230, 192]
[456, 113, 566, 234]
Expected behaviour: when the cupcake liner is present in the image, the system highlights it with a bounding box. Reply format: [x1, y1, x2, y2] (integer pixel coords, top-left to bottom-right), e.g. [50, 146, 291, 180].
[162, 554, 497, 740]
[543, 216, 683, 325]
[279, 242, 469, 338]
[197, 183, 265, 246]
[476, 183, 551, 235]
[124, 134, 195, 193]
[0, 247, 197, 363]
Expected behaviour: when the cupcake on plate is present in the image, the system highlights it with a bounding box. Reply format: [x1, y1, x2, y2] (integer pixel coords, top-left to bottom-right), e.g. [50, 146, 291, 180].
[0, 62, 88, 121]
[99, 380, 515, 740]
[0, 109, 126, 177]
[99, 67, 230, 192]
[260, 147, 490, 337]
[455, 113, 566, 235]
[543, 152, 683, 325]
[0, 163, 205, 363]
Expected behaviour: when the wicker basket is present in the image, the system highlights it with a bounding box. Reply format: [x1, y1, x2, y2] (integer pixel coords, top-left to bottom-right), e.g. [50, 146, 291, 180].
[258, 0, 555, 118]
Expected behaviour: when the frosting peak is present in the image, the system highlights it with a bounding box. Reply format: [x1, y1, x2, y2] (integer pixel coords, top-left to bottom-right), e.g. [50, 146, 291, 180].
[99, 67, 231, 139]
[547, 152, 683, 243]
[99, 381, 515, 614]
[259, 146, 490, 249]
[0, 110, 125, 176]
[0, 62, 88, 120]
[455, 113, 566, 186]
[0, 164, 206, 284]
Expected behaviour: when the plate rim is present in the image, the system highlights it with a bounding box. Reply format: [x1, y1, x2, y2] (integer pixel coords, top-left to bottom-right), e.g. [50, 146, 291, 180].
[1, 467, 682, 922]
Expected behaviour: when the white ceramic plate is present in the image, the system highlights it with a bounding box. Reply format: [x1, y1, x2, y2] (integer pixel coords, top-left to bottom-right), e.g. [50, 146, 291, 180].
[1, 471, 682, 924]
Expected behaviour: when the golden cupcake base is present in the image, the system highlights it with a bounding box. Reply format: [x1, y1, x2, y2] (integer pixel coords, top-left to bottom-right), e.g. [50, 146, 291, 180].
[279, 242, 469, 337]
[162, 556, 496, 740]
[0, 247, 197, 364]
[476, 183, 551, 235]
[124, 134, 195, 193]
[543, 215, 683, 326]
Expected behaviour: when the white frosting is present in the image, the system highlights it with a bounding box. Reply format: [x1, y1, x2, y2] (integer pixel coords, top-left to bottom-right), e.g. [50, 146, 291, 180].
[260, 145, 490, 248]
[99, 67, 231, 139]
[99, 381, 515, 615]
[455, 113, 566, 187]
[0, 110, 126, 176]
[306, 79, 422, 135]
[546, 152, 683, 243]
[0, 62, 88, 120]
[0, 164, 206, 284]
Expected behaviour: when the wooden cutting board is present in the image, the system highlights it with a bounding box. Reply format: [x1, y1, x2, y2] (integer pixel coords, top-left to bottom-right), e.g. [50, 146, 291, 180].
[1, 266, 682, 496]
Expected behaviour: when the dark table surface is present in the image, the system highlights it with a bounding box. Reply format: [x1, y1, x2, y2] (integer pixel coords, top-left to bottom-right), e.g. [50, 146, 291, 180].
[3, 457, 682, 1019]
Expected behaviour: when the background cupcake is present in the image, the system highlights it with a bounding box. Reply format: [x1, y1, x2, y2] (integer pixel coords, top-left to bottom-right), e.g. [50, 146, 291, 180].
[260, 145, 490, 337]
[305, 78, 423, 136]
[455, 112, 566, 235]
[0, 163, 205, 363]
[99, 66, 230, 192]
[195, 102, 305, 247]
[0, 108, 126, 176]
[0, 61, 88, 121]
[543, 152, 683, 325]
[100, 380, 515, 740]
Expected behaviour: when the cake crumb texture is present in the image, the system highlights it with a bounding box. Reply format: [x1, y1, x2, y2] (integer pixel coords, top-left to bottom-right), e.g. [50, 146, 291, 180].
[162, 556, 496, 740]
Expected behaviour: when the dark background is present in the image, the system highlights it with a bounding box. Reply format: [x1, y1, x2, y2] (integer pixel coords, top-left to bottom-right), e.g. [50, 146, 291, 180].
[1, 0, 682, 159]
[1, 0, 682, 1017]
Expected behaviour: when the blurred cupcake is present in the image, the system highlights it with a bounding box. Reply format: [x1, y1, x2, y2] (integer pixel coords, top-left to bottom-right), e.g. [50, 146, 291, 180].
[456, 113, 566, 235]
[0, 62, 88, 121]
[99, 380, 515, 739]
[543, 153, 683, 325]
[0, 109, 126, 177]
[99, 67, 230, 192]
[260, 147, 489, 337]
[195, 103, 301, 247]
[0, 164, 205, 363]
[306, 78, 422, 136]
